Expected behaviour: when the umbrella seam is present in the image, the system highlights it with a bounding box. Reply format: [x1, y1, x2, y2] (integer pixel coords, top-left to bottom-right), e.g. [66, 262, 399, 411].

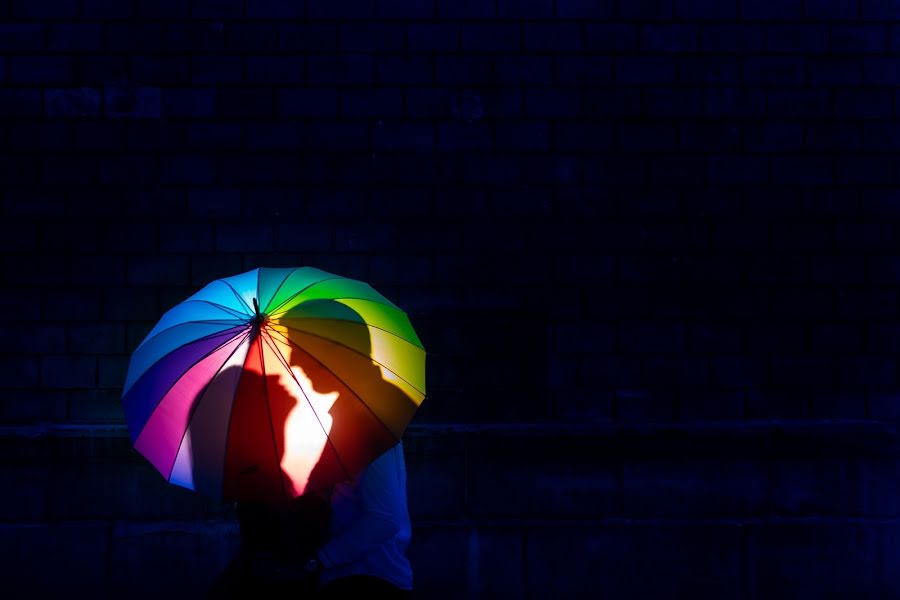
[263, 323, 403, 444]
[267, 321, 426, 397]
[220, 328, 258, 503]
[276, 312, 424, 351]
[260, 329, 354, 489]
[220, 279, 254, 316]
[258, 327, 295, 504]
[124, 325, 251, 437]
[258, 266, 300, 315]
[122, 319, 247, 397]
[164, 328, 254, 485]
[138, 299, 251, 352]
[265, 274, 347, 316]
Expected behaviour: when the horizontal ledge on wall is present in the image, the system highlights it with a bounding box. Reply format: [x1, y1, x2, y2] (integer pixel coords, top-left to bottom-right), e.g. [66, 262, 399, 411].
[0, 419, 897, 438]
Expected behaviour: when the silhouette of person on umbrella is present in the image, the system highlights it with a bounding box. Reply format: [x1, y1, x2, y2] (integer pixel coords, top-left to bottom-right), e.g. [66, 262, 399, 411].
[204, 299, 415, 597]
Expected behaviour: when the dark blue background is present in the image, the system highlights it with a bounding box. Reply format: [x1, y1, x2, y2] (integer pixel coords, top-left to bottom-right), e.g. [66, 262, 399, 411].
[2, 0, 900, 597]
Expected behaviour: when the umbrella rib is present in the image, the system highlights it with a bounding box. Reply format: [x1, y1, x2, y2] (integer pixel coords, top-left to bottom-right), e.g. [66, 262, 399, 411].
[135, 319, 249, 355]
[219, 328, 258, 503]
[165, 328, 254, 484]
[187, 299, 252, 320]
[276, 314, 423, 351]
[258, 328, 294, 504]
[268, 295, 404, 321]
[264, 275, 347, 317]
[259, 267, 300, 314]
[221, 280, 254, 316]
[130, 325, 252, 443]
[267, 321, 425, 396]
[263, 323, 401, 444]
[134, 300, 250, 354]
[260, 331, 353, 485]
[125, 323, 252, 397]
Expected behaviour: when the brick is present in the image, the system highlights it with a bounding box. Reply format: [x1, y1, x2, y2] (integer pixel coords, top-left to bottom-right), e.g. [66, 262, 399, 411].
[408, 23, 458, 52]
[279, 24, 337, 52]
[701, 25, 765, 52]
[45, 88, 101, 117]
[134, 0, 189, 16]
[833, 24, 887, 52]
[81, 0, 132, 19]
[69, 323, 125, 354]
[834, 89, 893, 119]
[376, 55, 433, 84]
[130, 56, 189, 83]
[373, 121, 434, 150]
[48, 23, 105, 52]
[616, 56, 677, 84]
[437, 56, 493, 84]
[810, 57, 862, 84]
[525, 87, 581, 116]
[159, 223, 213, 252]
[745, 525, 877, 596]
[742, 0, 802, 18]
[216, 224, 274, 252]
[744, 56, 806, 84]
[496, 0, 552, 16]
[278, 88, 338, 117]
[642, 24, 698, 52]
[806, 0, 859, 19]
[377, 0, 433, 17]
[9, 56, 73, 84]
[495, 120, 549, 150]
[407, 527, 469, 597]
[493, 55, 551, 85]
[676, 0, 737, 18]
[306, 54, 373, 84]
[246, 0, 304, 16]
[192, 55, 243, 84]
[864, 56, 900, 84]
[246, 55, 304, 84]
[625, 458, 767, 517]
[370, 255, 430, 286]
[160, 155, 215, 185]
[0, 88, 43, 117]
[127, 255, 190, 285]
[558, 0, 614, 17]
[524, 23, 581, 51]
[865, 0, 900, 18]
[0, 358, 40, 388]
[616, 0, 671, 18]
[218, 87, 274, 118]
[811, 256, 867, 284]
[10, 0, 78, 17]
[104, 84, 161, 118]
[341, 23, 405, 52]
[839, 357, 896, 387]
[0, 524, 107, 594]
[556, 55, 613, 84]
[469, 435, 618, 517]
[192, 0, 242, 17]
[584, 23, 640, 51]
[79, 55, 129, 83]
[276, 223, 332, 252]
[0, 24, 44, 51]
[42, 355, 96, 389]
[766, 24, 829, 52]
[186, 123, 240, 150]
[108, 522, 238, 596]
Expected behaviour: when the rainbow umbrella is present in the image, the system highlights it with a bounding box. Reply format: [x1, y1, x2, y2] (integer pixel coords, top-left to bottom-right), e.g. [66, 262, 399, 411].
[120, 266, 426, 507]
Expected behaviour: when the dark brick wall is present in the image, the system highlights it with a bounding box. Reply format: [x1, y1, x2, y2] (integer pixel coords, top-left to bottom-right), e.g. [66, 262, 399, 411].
[2, 0, 900, 597]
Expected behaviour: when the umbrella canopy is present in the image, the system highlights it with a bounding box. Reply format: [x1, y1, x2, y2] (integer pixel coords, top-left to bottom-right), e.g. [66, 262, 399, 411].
[121, 266, 426, 506]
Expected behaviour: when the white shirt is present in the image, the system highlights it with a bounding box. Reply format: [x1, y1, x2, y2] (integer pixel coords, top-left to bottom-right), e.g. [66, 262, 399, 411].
[315, 441, 413, 590]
